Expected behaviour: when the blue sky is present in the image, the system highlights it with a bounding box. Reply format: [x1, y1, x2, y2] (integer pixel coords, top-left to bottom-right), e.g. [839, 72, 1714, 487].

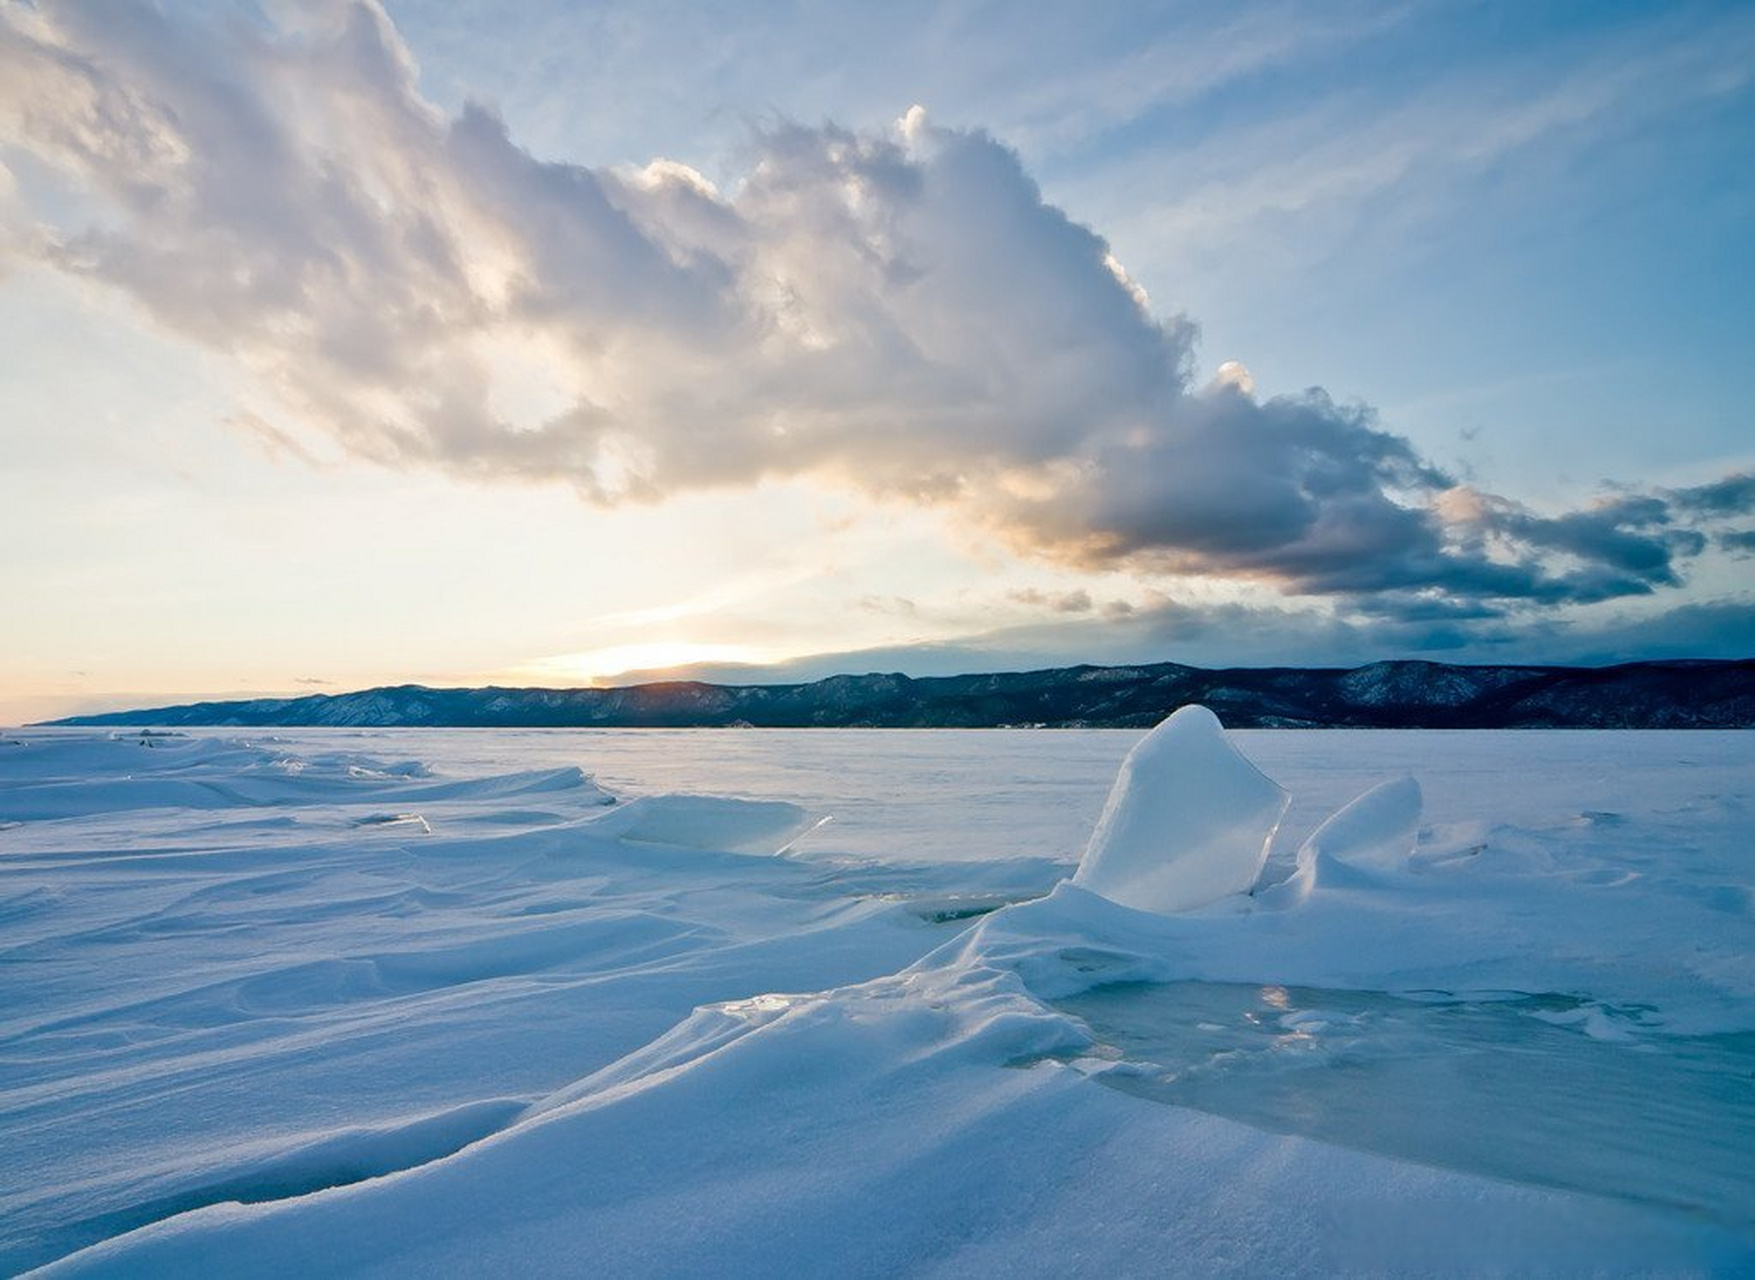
[1, 0, 1751, 720]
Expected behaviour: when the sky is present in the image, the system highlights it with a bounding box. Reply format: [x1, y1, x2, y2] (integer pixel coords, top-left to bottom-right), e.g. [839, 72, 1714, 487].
[1, 0, 1752, 722]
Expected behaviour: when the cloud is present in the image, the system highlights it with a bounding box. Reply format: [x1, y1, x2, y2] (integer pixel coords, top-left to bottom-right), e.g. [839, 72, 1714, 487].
[1535, 598, 1755, 665]
[1088, 6, 1755, 288]
[231, 412, 331, 469]
[858, 595, 919, 617]
[2, 1, 1747, 620]
[1670, 473, 1755, 518]
[1008, 587, 1094, 614]
[610, 593, 1755, 685]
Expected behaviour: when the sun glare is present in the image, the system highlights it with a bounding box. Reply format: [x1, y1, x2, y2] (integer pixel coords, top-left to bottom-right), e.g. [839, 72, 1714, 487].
[519, 642, 773, 686]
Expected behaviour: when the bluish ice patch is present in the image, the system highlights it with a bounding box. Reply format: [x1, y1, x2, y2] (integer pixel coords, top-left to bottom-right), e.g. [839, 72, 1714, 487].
[1058, 979, 1755, 1232]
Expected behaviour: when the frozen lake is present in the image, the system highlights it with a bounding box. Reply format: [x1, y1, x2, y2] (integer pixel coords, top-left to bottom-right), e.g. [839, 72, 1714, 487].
[3, 726, 1752, 1275]
[156, 723, 1754, 865]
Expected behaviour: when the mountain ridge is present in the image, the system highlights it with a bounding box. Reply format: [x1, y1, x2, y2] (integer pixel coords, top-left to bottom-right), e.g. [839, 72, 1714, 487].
[42, 658, 1755, 729]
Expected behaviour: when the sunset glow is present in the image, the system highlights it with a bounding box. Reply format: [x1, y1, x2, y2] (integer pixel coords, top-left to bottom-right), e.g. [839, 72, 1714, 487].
[514, 643, 783, 687]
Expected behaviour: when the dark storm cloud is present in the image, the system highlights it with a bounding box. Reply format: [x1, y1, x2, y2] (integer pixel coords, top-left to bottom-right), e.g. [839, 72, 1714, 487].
[1669, 473, 1755, 517]
[649, 594, 1754, 684]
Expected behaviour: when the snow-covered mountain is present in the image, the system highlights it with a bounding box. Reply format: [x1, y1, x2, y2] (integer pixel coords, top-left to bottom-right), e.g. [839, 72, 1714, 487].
[47, 659, 1755, 728]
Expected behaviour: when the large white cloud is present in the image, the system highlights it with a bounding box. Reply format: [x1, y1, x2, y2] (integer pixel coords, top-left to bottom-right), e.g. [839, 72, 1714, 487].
[2, 0, 1747, 618]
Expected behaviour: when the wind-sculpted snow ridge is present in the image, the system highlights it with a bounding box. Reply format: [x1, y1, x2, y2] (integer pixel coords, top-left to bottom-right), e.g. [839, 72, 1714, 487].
[0, 730, 613, 823]
[0, 731, 932, 1274]
[7, 723, 1754, 1276]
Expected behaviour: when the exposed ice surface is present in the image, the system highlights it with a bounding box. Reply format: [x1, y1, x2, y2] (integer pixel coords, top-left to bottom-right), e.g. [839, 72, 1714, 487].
[1058, 979, 1755, 1234]
[3, 721, 1753, 1276]
[1072, 706, 1287, 913]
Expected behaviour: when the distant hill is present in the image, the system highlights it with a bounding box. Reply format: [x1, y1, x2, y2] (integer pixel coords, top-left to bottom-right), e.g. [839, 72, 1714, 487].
[43, 659, 1755, 729]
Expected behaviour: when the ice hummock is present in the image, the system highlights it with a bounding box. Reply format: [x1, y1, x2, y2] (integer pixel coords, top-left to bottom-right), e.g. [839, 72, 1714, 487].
[1071, 705, 1288, 913]
[1299, 774, 1421, 871]
[1271, 774, 1423, 903]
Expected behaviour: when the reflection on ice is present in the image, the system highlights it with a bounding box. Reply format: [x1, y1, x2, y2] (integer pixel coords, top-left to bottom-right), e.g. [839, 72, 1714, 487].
[1058, 979, 1755, 1232]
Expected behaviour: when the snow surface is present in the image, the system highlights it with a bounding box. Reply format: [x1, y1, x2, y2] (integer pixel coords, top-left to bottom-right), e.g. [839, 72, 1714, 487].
[2, 720, 1753, 1276]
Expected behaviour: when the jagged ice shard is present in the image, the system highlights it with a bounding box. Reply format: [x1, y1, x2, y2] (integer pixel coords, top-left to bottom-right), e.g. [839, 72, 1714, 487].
[1071, 705, 1288, 913]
